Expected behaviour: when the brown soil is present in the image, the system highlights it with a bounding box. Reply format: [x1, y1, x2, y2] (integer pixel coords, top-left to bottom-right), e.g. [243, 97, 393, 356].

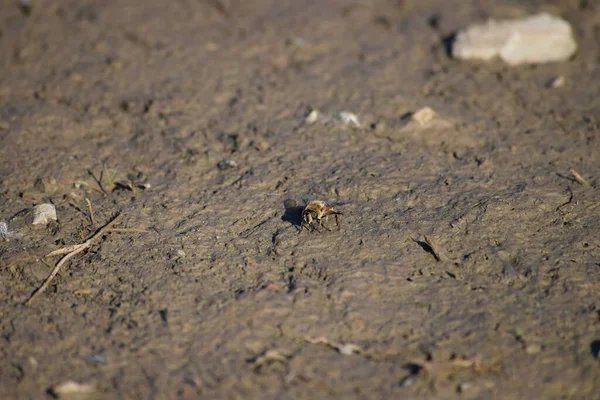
[1, 0, 600, 399]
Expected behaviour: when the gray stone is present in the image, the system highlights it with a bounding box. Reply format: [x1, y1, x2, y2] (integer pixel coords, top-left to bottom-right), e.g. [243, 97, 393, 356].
[32, 203, 57, 225]
[453, 13, 577, 65]
[0, 221, 14, 238]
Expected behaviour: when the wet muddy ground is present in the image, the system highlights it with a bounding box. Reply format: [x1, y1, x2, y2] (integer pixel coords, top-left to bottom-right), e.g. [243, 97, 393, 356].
[1, 0, 600, 398]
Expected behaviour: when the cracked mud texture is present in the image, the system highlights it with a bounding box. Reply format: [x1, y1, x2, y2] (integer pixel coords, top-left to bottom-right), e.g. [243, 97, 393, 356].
[1, 0, 600, 399]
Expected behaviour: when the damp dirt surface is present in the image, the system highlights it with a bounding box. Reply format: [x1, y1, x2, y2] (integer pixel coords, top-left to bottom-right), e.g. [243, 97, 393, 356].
[1, 0, 600, 399]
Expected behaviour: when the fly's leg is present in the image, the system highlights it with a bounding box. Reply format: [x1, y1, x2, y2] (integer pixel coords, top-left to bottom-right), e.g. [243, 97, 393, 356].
[302, 213, 313, 232]
[312, 221, 323, 233]
[318, 217, 331, 232]
[326, 211, 342, 231]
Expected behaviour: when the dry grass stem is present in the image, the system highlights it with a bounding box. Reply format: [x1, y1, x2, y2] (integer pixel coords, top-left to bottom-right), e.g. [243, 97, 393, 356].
[88, 169, 108, 196]
[25, 213, 124, 306]
[85, 198, 95, 226]
[569, 168, 590, 187]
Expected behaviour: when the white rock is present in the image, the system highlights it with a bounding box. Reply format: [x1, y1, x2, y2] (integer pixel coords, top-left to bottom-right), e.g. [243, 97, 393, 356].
[337, 344, 362, 355]
[217, 159, 238, 170]
[405, 106, 452, 130]
[32, 203, 57, 225]
[453, 13, 577, 65]
[411, 107, 439, 126]
[0, 221, 14, 238]
[338, 111, 361, 128]
[51, 380, 95, 397]
[548, 75, 565, 88]
[304, 109, 320, 124]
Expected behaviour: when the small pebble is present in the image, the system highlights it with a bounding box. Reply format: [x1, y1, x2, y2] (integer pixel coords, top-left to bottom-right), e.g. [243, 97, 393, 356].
[547, 75, 565, 88]
[51, 381, 95, 397]
[525, 343, 542, 354]
[338, 111, 361, 128]
[32, 203, 57, 225]
[305, 109, 320, 124]
[84, 353, 106, 364]
[453, 13, 577, 65]
[0, 221, 14, 238]
[70, 73, 83, 82]
[400, 375, 416, 387]
[338, 344, 361, 355]
[217, 159, 238, 170]
[411, 107, 439, 126]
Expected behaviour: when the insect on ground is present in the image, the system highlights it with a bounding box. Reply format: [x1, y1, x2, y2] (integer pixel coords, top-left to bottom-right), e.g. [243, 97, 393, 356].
[299, 195, 351, 232]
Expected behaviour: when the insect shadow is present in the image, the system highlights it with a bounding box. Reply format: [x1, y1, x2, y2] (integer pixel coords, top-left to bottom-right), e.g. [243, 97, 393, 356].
[442, 32, 457, 58]
[413, 238, 441, 262]
[591, 339, 600, 359]
[282, 199, 304, 229]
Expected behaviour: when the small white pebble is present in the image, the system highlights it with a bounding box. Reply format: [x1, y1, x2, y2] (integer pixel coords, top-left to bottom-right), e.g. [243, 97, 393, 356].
[0, 221, 14, 238]
[525, 343, 542, 354]
[305, 109, 320, 124]
[51, 381, 95, 397]
[32, 203, 57, 225]
[411, 107, 439, 125]
[28, 356, 38, 368]
[338, 111, 361, 128]
[548, 75, 565, 88]
[337, 344, 362, 355]
[217, 159, 238, 170]
[401, 376, 416, 387]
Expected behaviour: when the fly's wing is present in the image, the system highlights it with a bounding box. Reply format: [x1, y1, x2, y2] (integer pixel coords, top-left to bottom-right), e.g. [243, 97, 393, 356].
[326, 199, 352, 207]
[300, 194, 315, 205]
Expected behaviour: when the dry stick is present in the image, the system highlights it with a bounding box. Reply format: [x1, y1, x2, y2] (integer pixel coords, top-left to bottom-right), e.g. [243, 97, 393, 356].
[25, 213, 123, 306]
[85, 198, 95, 227]
[569, 168, 590, 187]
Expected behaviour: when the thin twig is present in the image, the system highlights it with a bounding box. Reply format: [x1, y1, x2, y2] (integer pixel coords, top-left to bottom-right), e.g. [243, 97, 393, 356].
[569, 168, 590, 188]
[25, 213, 123, 306]
[45, 244, 81, 257]
[85, 198, 95, 227]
